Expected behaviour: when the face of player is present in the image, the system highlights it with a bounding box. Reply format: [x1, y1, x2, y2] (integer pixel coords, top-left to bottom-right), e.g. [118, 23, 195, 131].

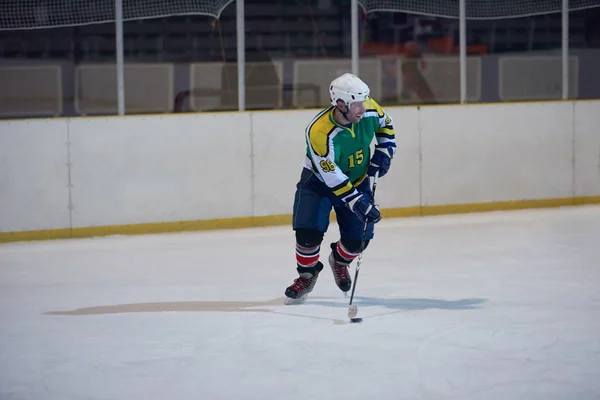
[344, 100, 366, 123]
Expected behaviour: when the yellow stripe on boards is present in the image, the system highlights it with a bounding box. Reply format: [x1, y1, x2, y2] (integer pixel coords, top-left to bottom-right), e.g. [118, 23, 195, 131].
[419, 197, 598, 216]
[1, 196, 599, 244]
[0, 215, 293, 244]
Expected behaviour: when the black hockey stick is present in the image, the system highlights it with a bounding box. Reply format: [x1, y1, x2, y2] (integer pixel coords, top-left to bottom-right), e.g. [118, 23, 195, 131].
[348, 171, 379, 323]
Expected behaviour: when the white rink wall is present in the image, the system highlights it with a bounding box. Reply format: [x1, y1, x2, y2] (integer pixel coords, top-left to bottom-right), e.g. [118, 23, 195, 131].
[1, 101, 599, 234]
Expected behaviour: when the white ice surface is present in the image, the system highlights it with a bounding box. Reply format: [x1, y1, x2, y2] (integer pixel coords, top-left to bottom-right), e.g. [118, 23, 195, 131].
[1, 206, 600, 400]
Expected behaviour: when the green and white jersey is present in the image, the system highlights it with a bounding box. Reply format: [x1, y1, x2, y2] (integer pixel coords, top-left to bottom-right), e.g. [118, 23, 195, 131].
[303, 98, 395, 201]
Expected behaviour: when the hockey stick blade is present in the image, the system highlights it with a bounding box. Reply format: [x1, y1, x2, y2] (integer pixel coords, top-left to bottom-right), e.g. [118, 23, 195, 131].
[348, 305, 363, 322]
[348, 304, 358, 318]
[349, 304, 362, 323]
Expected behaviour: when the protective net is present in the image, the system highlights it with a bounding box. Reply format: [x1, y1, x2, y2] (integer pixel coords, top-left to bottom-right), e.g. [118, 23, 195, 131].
[3, 0, 600, 31]
[0, 0, 233, 31]
[359, 0, 600, 19]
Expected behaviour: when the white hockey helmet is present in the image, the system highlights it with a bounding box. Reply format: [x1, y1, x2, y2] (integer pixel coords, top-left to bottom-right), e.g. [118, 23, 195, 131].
[329, 73, 370, 107]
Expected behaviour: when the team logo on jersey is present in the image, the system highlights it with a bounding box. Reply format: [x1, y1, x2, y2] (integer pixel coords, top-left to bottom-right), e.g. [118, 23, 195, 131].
[385, 116, 391, 125]
[320, 159, 336, 173]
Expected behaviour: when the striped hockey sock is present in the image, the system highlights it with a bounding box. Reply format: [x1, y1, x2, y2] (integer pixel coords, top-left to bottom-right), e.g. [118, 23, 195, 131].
[295, 243, 321, 277]
[335, 241, 360, 265]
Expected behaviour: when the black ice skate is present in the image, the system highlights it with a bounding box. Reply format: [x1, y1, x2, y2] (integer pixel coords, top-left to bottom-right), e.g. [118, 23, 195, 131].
[284, 262, 323, 305]
[328, 243, 352, 292]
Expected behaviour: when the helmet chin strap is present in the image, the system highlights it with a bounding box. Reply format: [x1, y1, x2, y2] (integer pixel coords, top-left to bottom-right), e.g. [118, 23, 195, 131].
[337, 104, 352, 124]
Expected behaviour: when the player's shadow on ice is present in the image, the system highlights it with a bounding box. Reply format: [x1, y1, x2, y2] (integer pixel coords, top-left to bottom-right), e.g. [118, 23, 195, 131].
[309, 297, 487, 314]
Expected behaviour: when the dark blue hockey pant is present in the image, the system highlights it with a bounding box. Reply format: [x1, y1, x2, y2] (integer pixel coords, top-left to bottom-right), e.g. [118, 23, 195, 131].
[292, 168, 375, 241]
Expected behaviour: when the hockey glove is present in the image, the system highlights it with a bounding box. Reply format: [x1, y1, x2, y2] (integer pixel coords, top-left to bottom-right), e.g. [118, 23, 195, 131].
[345, 192, 381, 224]
[368, 142, 396, 178]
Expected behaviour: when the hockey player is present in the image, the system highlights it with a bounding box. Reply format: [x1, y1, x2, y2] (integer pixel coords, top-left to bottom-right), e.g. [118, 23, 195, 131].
[284, 73, 396, 303]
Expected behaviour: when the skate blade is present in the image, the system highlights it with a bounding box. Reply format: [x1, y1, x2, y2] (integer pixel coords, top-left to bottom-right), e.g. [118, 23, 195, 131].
[284, 294, 308, 305]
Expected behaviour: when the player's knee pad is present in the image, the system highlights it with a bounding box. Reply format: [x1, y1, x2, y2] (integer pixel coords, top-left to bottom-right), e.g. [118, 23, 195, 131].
[340, 237, 370, 254]
[295, 228, 324, 248]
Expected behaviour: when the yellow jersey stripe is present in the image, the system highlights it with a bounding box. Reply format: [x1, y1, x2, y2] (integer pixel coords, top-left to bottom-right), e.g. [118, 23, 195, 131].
[333, 181, 354, 197]
[307, 108, 337, 157]
[377, 128, 395, 137]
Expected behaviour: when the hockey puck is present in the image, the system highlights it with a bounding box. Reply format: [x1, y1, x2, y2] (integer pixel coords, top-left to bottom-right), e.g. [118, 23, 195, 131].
[350, 317, 363, 323]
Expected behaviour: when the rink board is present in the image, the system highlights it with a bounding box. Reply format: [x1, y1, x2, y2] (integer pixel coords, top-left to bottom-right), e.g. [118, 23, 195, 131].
[1, 100, 599, 243]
